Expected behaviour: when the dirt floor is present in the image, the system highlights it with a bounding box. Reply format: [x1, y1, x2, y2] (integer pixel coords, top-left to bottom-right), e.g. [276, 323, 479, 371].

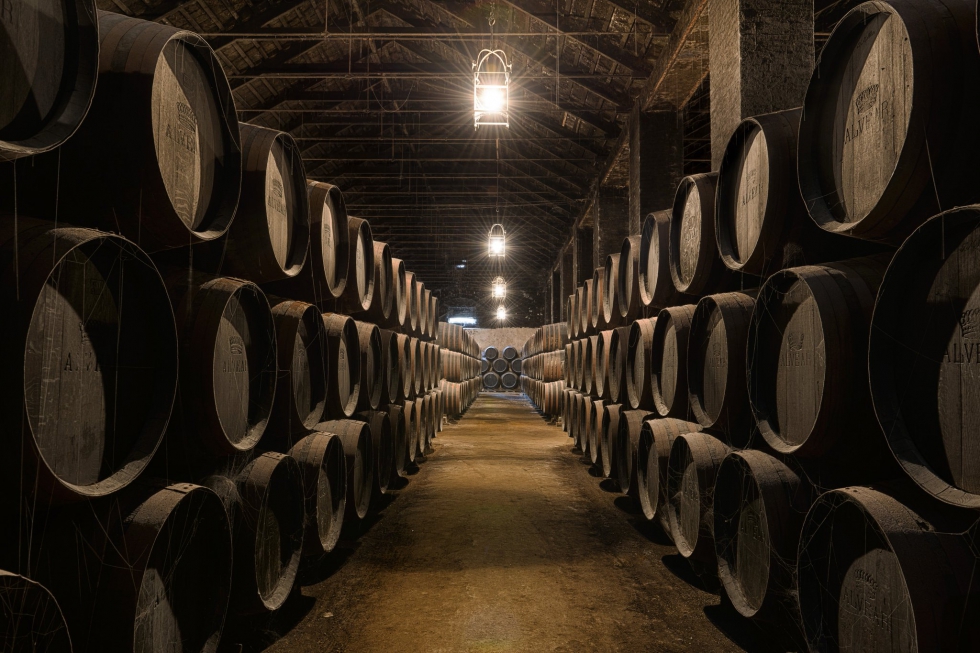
[229, 393, 781, 652]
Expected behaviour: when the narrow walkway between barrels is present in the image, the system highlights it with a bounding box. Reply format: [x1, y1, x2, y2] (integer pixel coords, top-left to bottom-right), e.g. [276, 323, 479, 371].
[258, 394, 759, 652]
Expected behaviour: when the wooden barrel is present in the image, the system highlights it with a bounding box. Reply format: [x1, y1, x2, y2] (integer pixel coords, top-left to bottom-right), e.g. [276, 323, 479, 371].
[600, 403, 623, 479]
[575, 287, 585, 338]
[618, 235, 643, 320]
[0, 570, 72, 651]
[716, 109, 874, 276]
[309, 182, 349, 300]
[567, 293, 579, 339]
[409, 337, 423, 397]
[591, 267, 607, 332]
[378, 329, 399, 409]
[492, 357, 509, 374]
[40, 481, 233, 648]
[415, 396, 428, 457]
[321, 313, 362, 418]
[651, 305, 696, 419]
[687, 291, 757, 443]
[484, 346, 499, 361]
[167, 274, 276, 458]
[602, 253, 623, 329]
[870, 207, 980, 508]
[503, 345, 519, 360]
[588, 399, 604, 466]
[580, 279, 594, 337]
[413, 280, 426, 337]
[666, 432, 731, 564]
[670, 173, 732, 296]
[337, 217, 375, 314]
[1, 0, 98, 160]
[747, 257, 891, 465]
[594, 330, 614, 400]
[713, 449, 811, 622]
[501, 371, 517, 391]
[269, 300, 328, 439]
[615, 409, 654, 495]
[386, 404, 409, 478]
[636, 418, 701, 530]
[317, 419, 374, 521]
[483, 372, 501, 390]
[287, 433, 347, 558]
[626, 318, 657, 410]
[211, 123, 309, 283]
[402, 399, 419, 464]
[798, 0, 980, 245]
[353, 321, 383, 412]
[405, 270, 419, 333]
[587, 335, 600, 395]
[607, 326, 629, 405]
[797, 486, 980, 652]
[0, 220, 177, 504]
[361, 241, 393, 324]
[390, 258, 407, 327]
[640, 211, 693, 309]
[394, 333, 412, 401]
[357, 410, 394, 501]
[3, 12, 240, 250]
[573, 393, 589, 452]
[428, 293, 438, 341]
[420, 288, 431, 339]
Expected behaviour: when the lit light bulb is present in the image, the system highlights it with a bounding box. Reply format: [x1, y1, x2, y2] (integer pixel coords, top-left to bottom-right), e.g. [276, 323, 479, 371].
[496, 306, 507, 320]
[489, 237, 505, 256]
[493, 283, 506, 298]
[480, 86, 506, 113]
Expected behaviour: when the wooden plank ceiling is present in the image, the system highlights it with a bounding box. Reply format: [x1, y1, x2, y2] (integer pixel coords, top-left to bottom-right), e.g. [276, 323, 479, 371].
[99, 0, 687, 320]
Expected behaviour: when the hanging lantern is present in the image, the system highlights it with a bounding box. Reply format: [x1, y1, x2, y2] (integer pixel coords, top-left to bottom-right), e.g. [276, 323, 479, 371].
[496, 306, 507, 321]
[492, 276, 507, 299]
[488, 223, 506, 257]
[473, 49, 512, 128]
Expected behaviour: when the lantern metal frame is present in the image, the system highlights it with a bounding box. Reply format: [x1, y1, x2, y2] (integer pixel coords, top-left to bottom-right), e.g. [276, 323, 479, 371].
[473, 49, 512, 128]
[488, 223, 506, 257]
[492, 276, 507, 299]
[496, 305, 507, 321]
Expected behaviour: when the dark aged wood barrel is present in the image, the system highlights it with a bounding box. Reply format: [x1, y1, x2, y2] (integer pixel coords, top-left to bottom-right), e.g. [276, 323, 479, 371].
[569, 339, 581, 390]
[870, 207, 980, 508]
[600, 403, 623, 479]
[591, 267, 607, 332]
[336, 217, 375, 314]
[572, 393, 588, 451]
[797, 486, 980, 652]
[410, 337, 424, 397]
[415, 396, 428, 456]
[287, 433, 347, 558]
[584, 335, 598, 395]
[0, 570, 72, 651]
[418, 289, 429, 339]
[670, 173, 732, 296]
[503, 345, 518, 360]
[395, 333, 412, 401]
[492, 357, 509, 374]
[607, 326, 629, 405]
[401, 399, 419, 464]
[353, 321, 383, 412]
[361, 241, 393, 324]
[615, 409, 654, 495]
[666, 432, 731, 564]
[636, 418, 701, 530]
[576, 287, 586, 338]
[747, 256, 892, 469]
[483, 372, 501, 390]
[2, 12, 241, 251]
[390, 257, 407, 327]
[209, 123, 309, 283]
[716, 109, 875, 276]
[0, 0, 98, 161]
[309, 182, 349, 300]
[414, 280, 427, 338]
[713, 449, 812, 622]
[603, 254, 624, 328]
[687, 291, 757, 444]
[41, 481, 233, 650]
[166, 274, 276, 459]
[640, 211, 693, 309]
[618, 236, 643, 320]
[568, 293, 579, 339]
[798, 0, 980, 246]
[224, 453, 304, 615]
[581, 279, 595, 337]
[484, 346, 500, 361]
[626, 317, 657, 410]
[0, 220, 177, 505]
[379, 329, 399, 408]
[321, 313, 362, 419]
[386, 404, 409, 478]
[268, 300, 328, 439]
[588, 399, 604, 466]
[426, 291, 436, 339]
[651, 305, 696, 419]
[357, 410, 394, 501]
[317, 419, 374, 521]
[594, 330, 614, 400]
[405, 270, 418, 333]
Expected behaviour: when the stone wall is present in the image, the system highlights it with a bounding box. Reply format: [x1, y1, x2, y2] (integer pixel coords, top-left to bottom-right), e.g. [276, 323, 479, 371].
[467, 327, 537, 358]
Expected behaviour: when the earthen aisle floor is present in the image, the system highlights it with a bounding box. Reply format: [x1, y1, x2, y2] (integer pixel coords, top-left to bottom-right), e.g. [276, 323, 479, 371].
[252, 393, 765, 652]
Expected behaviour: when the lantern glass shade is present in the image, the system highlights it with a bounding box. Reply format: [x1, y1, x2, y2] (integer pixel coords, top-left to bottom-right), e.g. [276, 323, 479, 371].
[473, 49, 511, 127]
[496, 306, 507, 320]
[492, 277, 506, 299]
[488, 224, 506, 257]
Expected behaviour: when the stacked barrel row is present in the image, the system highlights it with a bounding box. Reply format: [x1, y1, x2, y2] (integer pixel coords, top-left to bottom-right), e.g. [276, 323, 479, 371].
[481, 346, 522, 391]
[438, 322, 482, 417]
[0, 4, 449, 651]
[551, 1, 980, 650]
[520, 323, 568, 415]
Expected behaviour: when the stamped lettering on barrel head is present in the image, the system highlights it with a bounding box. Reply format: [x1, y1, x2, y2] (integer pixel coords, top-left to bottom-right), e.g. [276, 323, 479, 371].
[838, 549, 914, 652]
[774, 280, 825, 446]
[734, 128, 769, 263]
[680, 191, 702, 285]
